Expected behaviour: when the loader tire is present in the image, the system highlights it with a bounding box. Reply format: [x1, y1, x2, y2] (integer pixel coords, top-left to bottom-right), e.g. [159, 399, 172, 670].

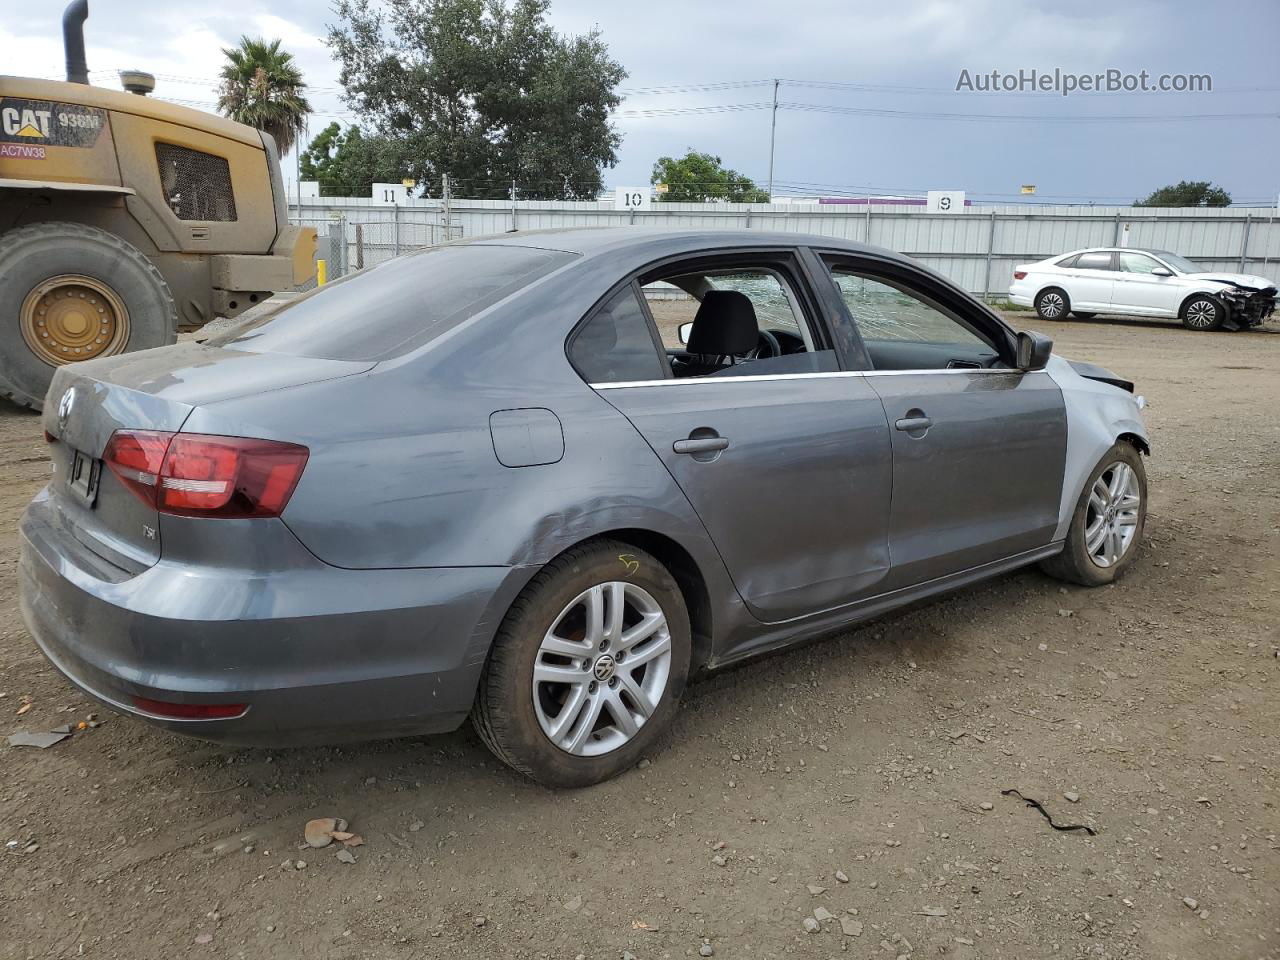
[0, 222, 177, 411]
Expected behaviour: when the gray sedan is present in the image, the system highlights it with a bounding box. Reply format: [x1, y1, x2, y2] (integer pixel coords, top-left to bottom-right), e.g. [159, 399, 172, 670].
[20, 229, 1149, 786]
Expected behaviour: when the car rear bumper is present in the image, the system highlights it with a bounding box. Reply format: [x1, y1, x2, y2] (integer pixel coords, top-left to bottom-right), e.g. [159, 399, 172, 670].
[19, 491, 527, 747]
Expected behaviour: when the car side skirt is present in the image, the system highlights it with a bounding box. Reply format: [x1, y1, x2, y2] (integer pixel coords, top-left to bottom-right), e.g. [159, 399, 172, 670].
[708, 541, 1063, 670]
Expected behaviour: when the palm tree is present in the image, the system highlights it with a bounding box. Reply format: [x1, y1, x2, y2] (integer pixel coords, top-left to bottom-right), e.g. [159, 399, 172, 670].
[217, 37, 311, 157]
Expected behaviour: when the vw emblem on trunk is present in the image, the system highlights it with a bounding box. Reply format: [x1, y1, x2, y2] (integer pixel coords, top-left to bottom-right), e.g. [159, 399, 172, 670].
[57, 388, 76, 430]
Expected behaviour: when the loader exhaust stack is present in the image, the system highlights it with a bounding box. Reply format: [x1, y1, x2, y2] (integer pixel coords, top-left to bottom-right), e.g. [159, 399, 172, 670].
[63, 0, 90, 85]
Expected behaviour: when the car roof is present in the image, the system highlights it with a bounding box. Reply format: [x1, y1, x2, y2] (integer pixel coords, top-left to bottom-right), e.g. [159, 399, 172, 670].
[1060, 247, 1170, 258]
[466, 226, 887, 260]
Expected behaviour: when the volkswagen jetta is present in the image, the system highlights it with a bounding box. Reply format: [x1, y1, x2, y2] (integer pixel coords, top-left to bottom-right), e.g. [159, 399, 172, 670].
[20, 229, 1150, 786]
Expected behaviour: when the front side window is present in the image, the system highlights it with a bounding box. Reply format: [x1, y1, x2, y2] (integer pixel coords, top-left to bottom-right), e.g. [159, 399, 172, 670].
[1118, 252, 1163, 274]
[569, 286, 666, 384]
[824, 262, 1003, 371]
[1074, 251, 1115, 271]
[829, 269, 989, 347]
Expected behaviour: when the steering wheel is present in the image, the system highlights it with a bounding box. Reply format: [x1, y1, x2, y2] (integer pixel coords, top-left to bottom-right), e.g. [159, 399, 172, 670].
[746, 329, 782, 360]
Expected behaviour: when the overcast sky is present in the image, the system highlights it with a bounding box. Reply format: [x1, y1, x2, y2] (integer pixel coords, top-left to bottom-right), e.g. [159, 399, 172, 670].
[3, 0, 1277, 204]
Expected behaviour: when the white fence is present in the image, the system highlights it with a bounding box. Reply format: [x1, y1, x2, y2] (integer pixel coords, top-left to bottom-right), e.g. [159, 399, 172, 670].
[290, 197, 1280, 296]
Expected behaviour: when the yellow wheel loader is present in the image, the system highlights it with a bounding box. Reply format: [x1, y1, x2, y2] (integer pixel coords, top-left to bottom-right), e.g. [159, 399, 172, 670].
[0, 0, 316, 410]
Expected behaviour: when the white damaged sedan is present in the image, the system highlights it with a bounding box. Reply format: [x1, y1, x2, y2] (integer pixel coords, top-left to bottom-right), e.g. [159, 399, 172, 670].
[1010, 247, 1277, 331]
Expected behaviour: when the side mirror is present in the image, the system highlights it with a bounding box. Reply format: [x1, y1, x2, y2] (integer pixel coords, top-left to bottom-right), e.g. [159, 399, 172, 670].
[1016, 331, 1053, 371]
[1150, 266, 1173, 278]
[678, 321, 693, 345]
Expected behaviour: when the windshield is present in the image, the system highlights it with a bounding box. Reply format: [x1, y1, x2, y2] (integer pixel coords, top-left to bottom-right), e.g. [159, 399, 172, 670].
[207, 243, 576, 361]
[1150, 250, 1200, 274]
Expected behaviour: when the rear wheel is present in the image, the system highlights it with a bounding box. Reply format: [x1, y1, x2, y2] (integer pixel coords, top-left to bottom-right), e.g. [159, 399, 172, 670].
[1034, 288, 1069, 321]
[1041, 442, 1146, 587]
[1181, 295, 1224, 332]
[473, 540, 691, 787]
[0, 222, 176, 410]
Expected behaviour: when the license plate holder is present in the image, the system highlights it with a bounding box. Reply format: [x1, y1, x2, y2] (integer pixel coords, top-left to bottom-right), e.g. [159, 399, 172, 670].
[66, 448, 101, 507]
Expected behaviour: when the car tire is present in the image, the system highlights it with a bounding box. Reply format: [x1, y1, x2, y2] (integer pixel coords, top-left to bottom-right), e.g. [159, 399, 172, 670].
[1034, 288, 1070, 321]
[473, 539, 691, 787]
[1040, 442, 1147, 587]
[0, 222, 177, 410]
[1181, 294, 1225, 332]
[1071, 312, 1097, 321]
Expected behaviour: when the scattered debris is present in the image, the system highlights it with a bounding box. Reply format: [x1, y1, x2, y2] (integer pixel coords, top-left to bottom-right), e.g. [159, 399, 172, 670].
[563, 895, 583, 913]
[1182, 897, 1199, 911]
[813, 906, 835, 922]
[840, 917, 863, 937]
[834, 869, 849, 883]
[7, 731, 69, 749]
[304, 818, 361, 849]
[1064, 792, 1081, 804]
[699, 944, 714, 956]
[979, 801, 994, 811]
[16, 696, 32, 716]
[1194, 797, 1212, 806]
[336, 848, 357, 864]
[194, 932, 213, 945]
[806, 884, 827, 896]
[917, 907, 948, 917]
[802, 917, 821, 934]
[710, 854, 727, 867]
[1001, 789, 1097, 835]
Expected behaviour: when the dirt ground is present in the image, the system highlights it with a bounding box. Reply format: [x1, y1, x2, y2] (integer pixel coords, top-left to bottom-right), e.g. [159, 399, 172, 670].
[1, 314, 1277, 960]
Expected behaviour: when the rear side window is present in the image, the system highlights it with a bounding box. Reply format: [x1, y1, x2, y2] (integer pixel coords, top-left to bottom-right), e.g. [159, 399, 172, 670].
[156, 143, 237, 221]
[1056, 254, 1080, 268]
[570, 286, 666, 384]
[1075, 252, 1115, 271]
[208, 244, 574, 361]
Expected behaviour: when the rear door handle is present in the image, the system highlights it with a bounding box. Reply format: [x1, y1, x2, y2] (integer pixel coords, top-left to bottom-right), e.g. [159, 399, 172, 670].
[673, 436, 730, 455]
[895, 416, 932, 432]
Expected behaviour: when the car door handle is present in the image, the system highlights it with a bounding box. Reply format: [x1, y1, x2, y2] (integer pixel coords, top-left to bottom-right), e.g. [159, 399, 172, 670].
[895, 416, 932, 432]
[673, 436, 730, 455]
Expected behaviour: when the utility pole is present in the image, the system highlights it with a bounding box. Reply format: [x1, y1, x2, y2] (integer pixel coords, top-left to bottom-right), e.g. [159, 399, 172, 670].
[767, 79, 780, 200]
[442, 173, 451, 240]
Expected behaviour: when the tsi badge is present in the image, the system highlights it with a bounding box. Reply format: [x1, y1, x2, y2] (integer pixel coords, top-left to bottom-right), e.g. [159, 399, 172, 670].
[57, 387, 76, 431]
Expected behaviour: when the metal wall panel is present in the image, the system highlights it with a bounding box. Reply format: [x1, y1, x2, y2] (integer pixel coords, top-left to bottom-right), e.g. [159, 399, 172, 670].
[289, 198, 1280, 294]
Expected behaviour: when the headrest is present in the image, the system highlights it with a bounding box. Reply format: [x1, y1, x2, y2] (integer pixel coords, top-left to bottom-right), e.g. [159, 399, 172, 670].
[686, 290, 759, 356]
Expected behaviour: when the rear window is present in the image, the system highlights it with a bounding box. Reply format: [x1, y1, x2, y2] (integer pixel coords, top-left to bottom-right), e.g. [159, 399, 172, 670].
[207, 244, 575, 361]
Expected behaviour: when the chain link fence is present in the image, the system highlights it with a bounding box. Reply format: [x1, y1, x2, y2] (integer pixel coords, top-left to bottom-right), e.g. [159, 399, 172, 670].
[292, 212, 463, 287]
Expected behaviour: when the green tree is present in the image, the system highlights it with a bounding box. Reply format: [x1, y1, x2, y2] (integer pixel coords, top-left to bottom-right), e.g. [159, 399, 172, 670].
[327, 0, 626, 200]
[650, 150, 770, 203]
[1135, 180, 1231, 207]
[298, 122, 409, 197]
[217, 37, 311, 156]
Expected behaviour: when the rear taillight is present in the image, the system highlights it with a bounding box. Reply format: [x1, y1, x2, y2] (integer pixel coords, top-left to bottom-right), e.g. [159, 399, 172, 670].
[103, 430, 308, 519]
[1013, 271, 1027, 280]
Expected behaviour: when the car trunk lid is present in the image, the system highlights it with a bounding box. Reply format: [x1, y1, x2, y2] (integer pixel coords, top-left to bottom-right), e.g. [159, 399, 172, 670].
[40, 343, 373, 573]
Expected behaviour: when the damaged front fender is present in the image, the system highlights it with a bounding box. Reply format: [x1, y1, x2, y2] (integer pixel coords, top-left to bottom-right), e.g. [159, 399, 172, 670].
[1212, 282, 1278, 330]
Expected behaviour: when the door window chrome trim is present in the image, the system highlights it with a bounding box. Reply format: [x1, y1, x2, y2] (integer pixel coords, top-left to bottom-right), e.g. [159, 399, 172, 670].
[590, 368, 1044, 390]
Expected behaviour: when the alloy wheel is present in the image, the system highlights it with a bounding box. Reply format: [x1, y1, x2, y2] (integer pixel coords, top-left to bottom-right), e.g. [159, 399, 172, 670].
[1038, 292, 1065, 319]
[1084, 462, 1141, 568]
[1184, 299, 1217, 329]
[532, 581, 673, 757]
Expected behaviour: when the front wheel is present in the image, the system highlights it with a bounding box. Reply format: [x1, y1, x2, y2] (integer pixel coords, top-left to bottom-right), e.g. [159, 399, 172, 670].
[1182, 295, 1224, 331]
[1034, 288, 1069, 321]
[1041, 442, 1147, 587]
[473, 540, 691, 787]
